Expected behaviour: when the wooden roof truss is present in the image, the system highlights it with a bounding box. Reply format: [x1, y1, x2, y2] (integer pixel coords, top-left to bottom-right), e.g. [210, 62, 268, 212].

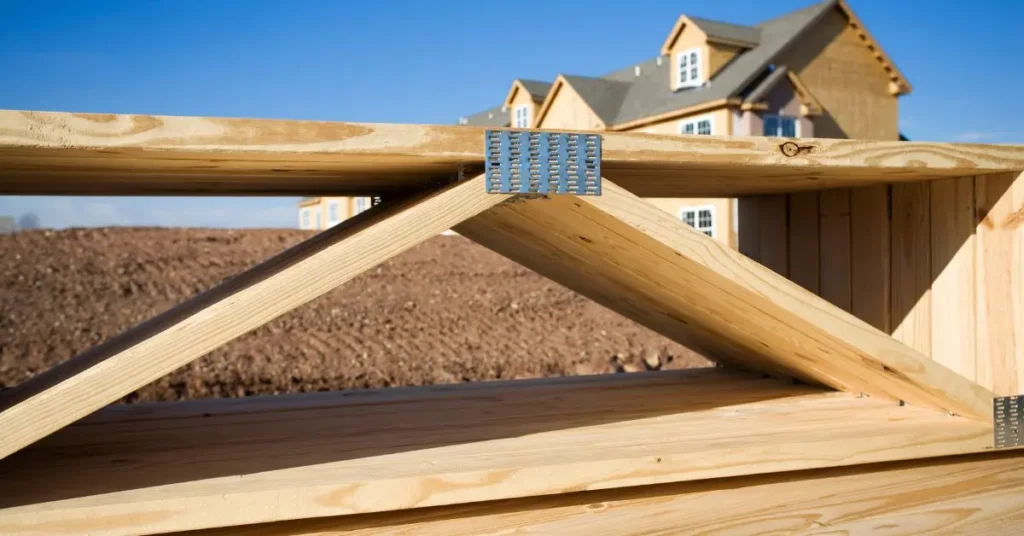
[0, 110, 1023, 535]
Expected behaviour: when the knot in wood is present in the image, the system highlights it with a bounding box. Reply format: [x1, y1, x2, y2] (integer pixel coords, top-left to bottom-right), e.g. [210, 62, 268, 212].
[780, 141, 802, 157]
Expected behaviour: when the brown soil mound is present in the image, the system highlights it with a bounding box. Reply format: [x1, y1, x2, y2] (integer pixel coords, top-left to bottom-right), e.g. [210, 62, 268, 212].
[0, 228, 709, 402]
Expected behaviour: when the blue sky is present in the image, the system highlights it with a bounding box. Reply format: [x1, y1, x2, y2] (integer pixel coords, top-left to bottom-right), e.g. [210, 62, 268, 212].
[2, 0, 1021, 228]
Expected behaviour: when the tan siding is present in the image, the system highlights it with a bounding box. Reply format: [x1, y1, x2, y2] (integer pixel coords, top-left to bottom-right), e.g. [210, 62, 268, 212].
[708, 42, 744, 79]
[536, 83, 604, 130]
[776, 8, 898, 140]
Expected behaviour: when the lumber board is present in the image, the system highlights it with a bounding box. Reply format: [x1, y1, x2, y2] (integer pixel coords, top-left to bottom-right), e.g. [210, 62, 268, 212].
[787, 191, 819, 294]
[891, 181, 932, 356]
[737, 197, 760, 261]
[4, 110, 1024, 197]
[930, 177, 976, 380]
[756, 194, 788, 276]
[976, 172, 1024, 395]
[0, 369, 996, 536]
[457, 180, 995, 420]
[0, 175, 510, 460]
[178, 451, 1024, 536]
[851, 184, 891, 332]
[819, 189, 852, 312]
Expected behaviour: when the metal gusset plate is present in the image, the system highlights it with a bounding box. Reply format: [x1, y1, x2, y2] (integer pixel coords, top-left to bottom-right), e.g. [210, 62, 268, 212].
[484, 130, 601, 195]
[994, 395, 1023, 449]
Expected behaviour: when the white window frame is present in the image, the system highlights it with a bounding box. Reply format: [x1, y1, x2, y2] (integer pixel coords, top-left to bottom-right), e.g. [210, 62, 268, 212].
[326, 200, 341, 227]
[354, 197, 371, 215]
[513, 105, 530, 128]
[299, 207, 312, 230]
[762, 114, 800, 137]
[679, 114, 715, 136]
[679, 204, 717, 239]
[314, 209, 322, 230]
[675, 47, 703, 88]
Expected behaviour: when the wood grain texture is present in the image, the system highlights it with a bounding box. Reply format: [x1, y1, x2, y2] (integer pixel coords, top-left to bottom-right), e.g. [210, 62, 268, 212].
[178, 451, 1024, 536]
[3, 110, 1024, 197]
[891, 181, 932, 356]
[457, 181, 995, 419]
[930, 177, 977, 381]
[756, 195, 788, 276]
[976, 172, 1024, 395]
[819, 189, 852, 312]
[0, 369, 995, 536]
[0, 175, 510, 460]
[787, 192, 820, 293]
[851, 185, 891, 331]
[737, 197, 760, 262]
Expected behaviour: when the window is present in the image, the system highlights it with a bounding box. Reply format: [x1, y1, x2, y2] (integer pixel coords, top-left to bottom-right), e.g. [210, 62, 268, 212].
[763, 115, 798, 137]
[680, 115, 713, 136]
[314, 210, 322, 230]
[327, 201, 340, 226]
[354, 197, 370, 215]
[679, 205, 716, 238]
[299, 207, 311, 230]
[513, 105, 530, 128]
[675, 48, 702, 88]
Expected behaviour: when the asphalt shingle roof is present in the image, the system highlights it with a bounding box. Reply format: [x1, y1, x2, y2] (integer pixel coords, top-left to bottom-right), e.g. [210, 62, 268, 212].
[518, 79, 554, 102]
[687, 15, 761, 45]
[462, 0, 838, 128]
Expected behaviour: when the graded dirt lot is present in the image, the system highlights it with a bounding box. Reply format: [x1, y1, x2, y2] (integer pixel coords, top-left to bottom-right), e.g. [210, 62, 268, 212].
[0, 228, 710, 403]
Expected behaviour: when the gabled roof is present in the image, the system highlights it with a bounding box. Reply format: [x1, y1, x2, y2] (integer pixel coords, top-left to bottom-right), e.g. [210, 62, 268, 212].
[560, 75, 632, 126]
[661, 15, 762, 53]
[462, 0, 910, 130]
[605, 0, 835, 128]
[503, 79, 554, 108]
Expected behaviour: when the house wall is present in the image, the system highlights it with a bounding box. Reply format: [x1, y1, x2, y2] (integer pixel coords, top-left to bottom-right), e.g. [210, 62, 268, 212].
[627, 107, 736, 248]
[707, 42, 745, 78]
[631, 107, 733, 136]
[536, 83, 604, 130]
[508, 88, 540, 127]
[299, 196, 373, 230]
[775, 7, 898, 140]
[761, 78, 815, 138]
[665, 24, 708, 89]
[737, 172, 1024, 395]
[646, 197, 736, 248]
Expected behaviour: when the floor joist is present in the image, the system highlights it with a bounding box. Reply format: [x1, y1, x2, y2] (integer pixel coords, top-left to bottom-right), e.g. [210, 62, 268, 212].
[4, 110, 1024, 197]
[175, 451, 1024, 536]
[0, 175, 511, 460]
[456, 180, 995, 420]
[0, 369, 993, 536]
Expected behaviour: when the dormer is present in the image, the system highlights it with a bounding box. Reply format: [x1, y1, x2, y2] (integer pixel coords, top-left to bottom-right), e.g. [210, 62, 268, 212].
[660, 15, 760, 91]
[503, 79, 553, 128]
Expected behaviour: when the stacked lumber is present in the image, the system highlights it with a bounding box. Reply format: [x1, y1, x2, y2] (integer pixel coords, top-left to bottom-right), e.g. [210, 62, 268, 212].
[1, 110, 1023, 535]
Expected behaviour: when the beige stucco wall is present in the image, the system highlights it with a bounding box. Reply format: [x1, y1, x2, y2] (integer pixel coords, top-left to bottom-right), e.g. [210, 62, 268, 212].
[630, 107, 732, 136]
[536, 82, 604, 130]
[645, 197, 735, 248]
[299, 196, 374, 230]
[508, 87, 540, 127]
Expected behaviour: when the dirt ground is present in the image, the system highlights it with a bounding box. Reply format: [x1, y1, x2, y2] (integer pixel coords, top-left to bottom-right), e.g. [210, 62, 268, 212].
[0, 228, 710, 403]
